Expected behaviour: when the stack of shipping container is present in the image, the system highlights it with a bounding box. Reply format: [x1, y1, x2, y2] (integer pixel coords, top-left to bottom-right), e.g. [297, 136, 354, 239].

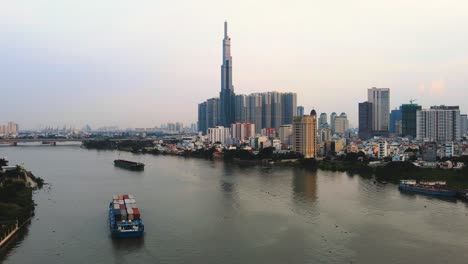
[111, 194, 141, 222]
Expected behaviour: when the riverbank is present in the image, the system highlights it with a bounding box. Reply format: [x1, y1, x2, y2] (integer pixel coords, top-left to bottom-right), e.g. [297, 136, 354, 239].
[0, 160, 43, 248]
[83, 139, 468, 188]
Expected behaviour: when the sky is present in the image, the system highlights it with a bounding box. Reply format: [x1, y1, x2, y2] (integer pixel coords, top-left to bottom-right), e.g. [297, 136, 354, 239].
[1, 0, 468, 129]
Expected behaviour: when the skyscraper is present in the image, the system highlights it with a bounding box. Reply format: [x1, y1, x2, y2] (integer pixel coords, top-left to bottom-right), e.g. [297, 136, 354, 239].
[358, 102, 373, 140]
[271, 92, 282, 129]
[234, 94, 247, 122]
[334, 113, 349, 136]
[319, 113, 328, 128]
[219, 21, 235, 127]
[206, 97, 220, 129]
[416, 105, 461, 142]
[297, 106, 304, 117]
[461, 114, 468, 137]
[198, 102, 207, 134]
[262, 93, 272, 129]
[330, 112, 337, 134]
[401, 104, 421, 138]
[389, 107, 402, 134]
[247, 94, 263, 133]
[281, 93, 297, 125]
[293, 109, 318, 158]
[368, 87, 390, 132]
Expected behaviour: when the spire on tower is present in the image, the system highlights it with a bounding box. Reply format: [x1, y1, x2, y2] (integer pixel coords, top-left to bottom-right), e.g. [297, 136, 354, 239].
[224, 21, 228, 38]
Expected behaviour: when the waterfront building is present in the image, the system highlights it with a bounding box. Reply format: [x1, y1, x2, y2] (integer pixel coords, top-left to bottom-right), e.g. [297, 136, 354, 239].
[219, 22, 235, 127]
[330, 112, 337, 134]
[416, 105, 461, 142]
[422, 142, 437, 161]
[401, 104, 422, 138]
[390, 107, 402, 135]
[231, 122, 255, 143]
[358, 102, 373, 140]
[206, 97, 220, 129]
[297, 106, 304, 117]
[293, 110, 318, 158]
[208, 126, 231, 145]
[334, 113, 349, 136]
[279, 124, 293, 146]
[281, 93, 297, 125]
[234, 94, 247, 122]
[378, 141, 388, 159]
[460, 114, 468, 137]
[368, 87, 390, 132]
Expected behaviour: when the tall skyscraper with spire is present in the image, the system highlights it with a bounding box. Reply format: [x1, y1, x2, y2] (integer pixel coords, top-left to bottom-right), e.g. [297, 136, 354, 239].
[219, 21, 235, 126]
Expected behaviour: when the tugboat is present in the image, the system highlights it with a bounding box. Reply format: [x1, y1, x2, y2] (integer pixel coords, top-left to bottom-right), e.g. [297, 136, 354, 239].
[114, 159, 145, 171]
[109, 194, 144, 238]
[399, 180, 457, 197]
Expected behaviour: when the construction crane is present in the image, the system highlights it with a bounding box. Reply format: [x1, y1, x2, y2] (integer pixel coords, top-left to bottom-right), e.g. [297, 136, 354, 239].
[409, 98, 417, 104]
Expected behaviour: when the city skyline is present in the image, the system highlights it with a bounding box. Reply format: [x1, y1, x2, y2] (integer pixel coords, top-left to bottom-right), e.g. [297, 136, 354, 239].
[2, 1, 468, 129]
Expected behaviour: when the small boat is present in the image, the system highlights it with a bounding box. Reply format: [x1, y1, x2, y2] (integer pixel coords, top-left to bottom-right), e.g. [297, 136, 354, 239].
[114, 159, 145, 171]
[399, 180, 456, 197]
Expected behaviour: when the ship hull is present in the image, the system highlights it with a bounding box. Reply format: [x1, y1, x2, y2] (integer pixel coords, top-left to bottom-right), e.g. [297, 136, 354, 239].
[114, 160, 145, 171]
[399, 184, 457, 197]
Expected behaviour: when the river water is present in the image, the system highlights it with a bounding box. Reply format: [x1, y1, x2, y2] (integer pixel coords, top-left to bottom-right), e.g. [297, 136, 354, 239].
[1, 145, 468, 264]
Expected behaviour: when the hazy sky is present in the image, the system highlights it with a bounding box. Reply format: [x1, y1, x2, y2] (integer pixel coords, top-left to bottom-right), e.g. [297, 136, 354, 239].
[1, 0, 467, 129]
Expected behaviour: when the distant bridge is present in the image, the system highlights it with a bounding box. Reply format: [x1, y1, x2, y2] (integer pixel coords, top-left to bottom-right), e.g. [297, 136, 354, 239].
[0, 138, 86, 146]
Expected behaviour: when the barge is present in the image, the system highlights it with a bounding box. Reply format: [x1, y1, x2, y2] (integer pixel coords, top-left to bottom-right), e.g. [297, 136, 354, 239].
[114, 159, 145, 171]
[399, 180, 457, 197]
[109, 194, 144, 238]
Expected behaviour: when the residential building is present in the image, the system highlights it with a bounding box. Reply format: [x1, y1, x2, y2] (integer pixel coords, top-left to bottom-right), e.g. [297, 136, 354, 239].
[293, 110, 318, 158]
[281, 93, 297, 125]
[334, 113, 349, 136]
[378, 141, 388, 159]
[208, 126, 231, 145]
[231, 122, 255, 143]
[246, 93, 263, 133]
[330, 112, 337, 134]
[416, 105, 461, 142]
[234, 94, 247, 122]
[206, 98, 220, 129]
[460, 114, 468, 137]
[279, 124, 293, 146]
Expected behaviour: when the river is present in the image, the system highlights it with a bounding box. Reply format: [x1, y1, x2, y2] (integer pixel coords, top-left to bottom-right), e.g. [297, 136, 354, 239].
[1, 145, 468, 264]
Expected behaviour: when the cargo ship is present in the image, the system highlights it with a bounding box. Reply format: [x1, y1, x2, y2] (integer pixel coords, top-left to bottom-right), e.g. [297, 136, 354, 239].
[109, 194, 144, 238]
[114, 159, 145, 171]
[399, 180, 457, 197]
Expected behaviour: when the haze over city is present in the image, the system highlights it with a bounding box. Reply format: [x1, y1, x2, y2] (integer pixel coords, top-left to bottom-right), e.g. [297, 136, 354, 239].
[2, 0, 468, 129]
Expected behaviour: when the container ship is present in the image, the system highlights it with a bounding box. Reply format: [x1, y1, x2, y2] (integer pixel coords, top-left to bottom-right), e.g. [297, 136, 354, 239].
[109, 194, 144, 238]
[399, 180, 457, 197]
[114, 159, 145, 171]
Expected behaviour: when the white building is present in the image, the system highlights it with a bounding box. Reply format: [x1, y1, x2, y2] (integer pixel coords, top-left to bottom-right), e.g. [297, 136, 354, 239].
[416, 106, 461, 142]
[208, 126, 231, 145]
[368, 87, 390, 132]
[378, 141, 388, 159]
